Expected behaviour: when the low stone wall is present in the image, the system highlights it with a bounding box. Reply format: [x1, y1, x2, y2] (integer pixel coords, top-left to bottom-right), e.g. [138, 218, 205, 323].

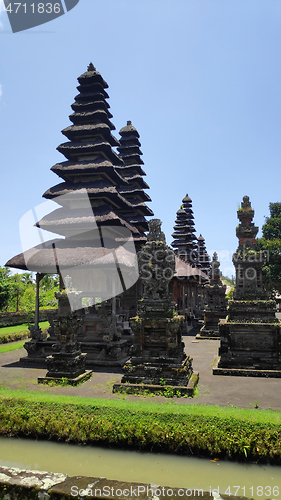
[0, 465, 250, 500]
[0, 309, 54, 328]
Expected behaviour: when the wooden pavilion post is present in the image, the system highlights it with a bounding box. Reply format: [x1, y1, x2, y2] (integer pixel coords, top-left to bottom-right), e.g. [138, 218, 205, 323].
[34, 273, 44, 330]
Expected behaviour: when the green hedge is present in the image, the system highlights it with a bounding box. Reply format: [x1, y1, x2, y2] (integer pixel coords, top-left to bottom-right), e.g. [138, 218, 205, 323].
[0, 331, 30, 344]
[0, 321, 50, 344]
[0, 395, 280, 464]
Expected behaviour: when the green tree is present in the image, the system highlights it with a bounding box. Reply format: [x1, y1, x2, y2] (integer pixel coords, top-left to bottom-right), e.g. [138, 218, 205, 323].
[0, 267, 13, 311]
[7, 272, 34, 311]
[39, 274, 59, 308]
[257, 202, 281, 295]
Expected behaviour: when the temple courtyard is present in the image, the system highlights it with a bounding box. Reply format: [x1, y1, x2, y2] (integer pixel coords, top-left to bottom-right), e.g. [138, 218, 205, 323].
[1, 321, 281, 411]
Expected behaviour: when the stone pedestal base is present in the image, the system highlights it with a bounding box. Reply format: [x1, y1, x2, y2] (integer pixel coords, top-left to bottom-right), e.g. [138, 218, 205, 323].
[196, 311, 226, 340]
[20, 338, 131, 368]
[121, 356, 193, 387]
[20, 339, 56, 365]
[80, 340, 131, 367]
[196, 324, 220, 340]
[46, 342, 87, 379]
[217, 321, 281, 372]
[213, 357, 281, 378]
[38, 370, 92, 386]
[113, 372, 199, 397]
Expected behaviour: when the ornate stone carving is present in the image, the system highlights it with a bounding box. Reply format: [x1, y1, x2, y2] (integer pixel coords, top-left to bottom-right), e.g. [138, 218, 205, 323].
[44, 290, 87, 379]
[120, 220, 196, 389]
[215, 196, 281, 374]
[147, 219, 165, 242]
[198, 252, 227, 338]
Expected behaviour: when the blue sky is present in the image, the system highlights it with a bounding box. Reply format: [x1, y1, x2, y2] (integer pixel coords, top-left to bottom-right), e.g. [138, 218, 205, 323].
[1, 0, 281, 277]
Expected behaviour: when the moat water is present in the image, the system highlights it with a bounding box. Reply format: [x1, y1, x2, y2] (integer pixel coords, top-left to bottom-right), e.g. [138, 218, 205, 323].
[0, 436, 281, 499]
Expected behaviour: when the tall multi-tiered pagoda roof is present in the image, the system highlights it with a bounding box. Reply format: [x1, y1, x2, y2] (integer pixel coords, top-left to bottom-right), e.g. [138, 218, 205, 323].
[41, 64, 140, 239]
[6, 64, 145, 274]
[171, 194, 198, 264]
[197, 234, 211, 275]
[116, 121, 153, 248]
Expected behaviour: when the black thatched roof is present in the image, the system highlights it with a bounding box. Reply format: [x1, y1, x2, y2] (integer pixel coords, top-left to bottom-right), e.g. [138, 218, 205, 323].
[69, 109, 115, 128]
[36, 206, 140, 236]
[171, 194, 198, 263]
[7, 65, 154, 272]
[116, 121, 153, 240]
[119, 121, 140, 137]
[57, 140, 123, 164]
[71, 98, 110, 112]
[115, 164, 146, 176]
[197, 234, 211, 273]
[182, 194, 192, 203]
[174, 255, 209, 281]
[77, 63, 109, 88]
[51, 159, 128, 185]
[61, 124, 119, 146]
[118, 186, 151, 201]
[43, 182, 136, 211]
[6, 238, 137, 273]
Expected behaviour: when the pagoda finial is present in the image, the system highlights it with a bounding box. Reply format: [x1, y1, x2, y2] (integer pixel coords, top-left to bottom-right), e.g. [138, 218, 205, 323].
[87, 62, 96, 72]
[241, 195, 251, 209]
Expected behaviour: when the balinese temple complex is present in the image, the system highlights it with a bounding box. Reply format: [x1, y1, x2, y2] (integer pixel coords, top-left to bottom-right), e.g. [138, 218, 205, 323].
[6, 63, 210, 365]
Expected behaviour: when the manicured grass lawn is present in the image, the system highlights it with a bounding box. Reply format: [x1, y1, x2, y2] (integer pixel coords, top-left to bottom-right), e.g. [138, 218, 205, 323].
[0, 388, 280, 463]
[0, 321, 49, 336]
[0, 341, 26, 354]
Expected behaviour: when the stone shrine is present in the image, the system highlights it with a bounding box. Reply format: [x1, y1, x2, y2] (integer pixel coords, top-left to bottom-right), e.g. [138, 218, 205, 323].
[213, 196, 281, 376]
[197, 252, 227, 339]
[38, 290, 90, 385]
[114, 220, 198, 396]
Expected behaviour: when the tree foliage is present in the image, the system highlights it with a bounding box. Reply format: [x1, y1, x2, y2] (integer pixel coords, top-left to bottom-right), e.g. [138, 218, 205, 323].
[0, 267, 13, 311]
[0, 270, 59, 312]
[257, 202, 281, 295]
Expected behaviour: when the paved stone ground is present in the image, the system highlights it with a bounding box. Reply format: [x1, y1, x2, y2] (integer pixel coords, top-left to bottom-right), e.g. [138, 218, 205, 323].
[1, 327, 281, 411]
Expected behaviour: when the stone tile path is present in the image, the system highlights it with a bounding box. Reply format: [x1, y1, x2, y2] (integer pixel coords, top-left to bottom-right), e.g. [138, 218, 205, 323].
[0, 331, 281, 410]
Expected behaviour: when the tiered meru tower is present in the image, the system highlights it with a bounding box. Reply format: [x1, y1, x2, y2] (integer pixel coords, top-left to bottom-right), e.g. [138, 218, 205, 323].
[116, 120, 153, 249]
[42, 63, 142, 242]
[214, 196, 281, 376]
[6, 63, 153, 367]
[197, 235, 211, 275]
[171, 194, 198, 264]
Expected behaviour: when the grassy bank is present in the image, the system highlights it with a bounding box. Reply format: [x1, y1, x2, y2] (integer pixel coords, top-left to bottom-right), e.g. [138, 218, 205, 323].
[0, 340, 26, 354]
[0, 321, 49, 344]
[0, 388, 280, 464]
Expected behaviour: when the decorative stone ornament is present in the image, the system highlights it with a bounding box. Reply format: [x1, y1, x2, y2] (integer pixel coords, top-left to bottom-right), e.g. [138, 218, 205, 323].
[38, 290, 91, 385]
[113, 220, 198, 396]
[197, 252, 227, 339]
[213, 196, 281, 376]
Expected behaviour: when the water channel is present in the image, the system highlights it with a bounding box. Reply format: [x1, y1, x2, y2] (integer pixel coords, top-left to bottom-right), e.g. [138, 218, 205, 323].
[0, 436, 281, 499]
